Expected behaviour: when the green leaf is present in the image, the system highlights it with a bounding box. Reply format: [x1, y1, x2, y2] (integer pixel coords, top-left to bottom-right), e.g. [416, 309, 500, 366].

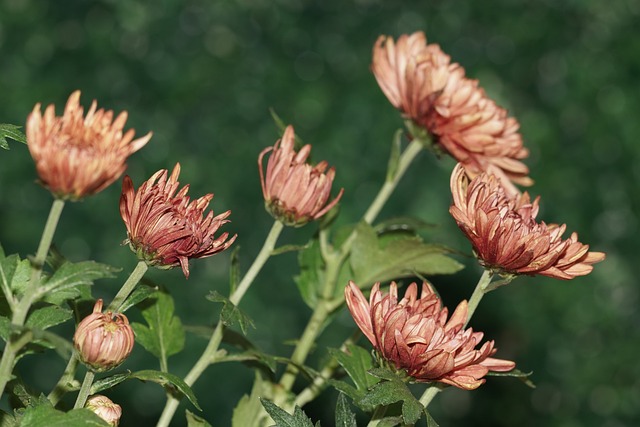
[0, 250, 31, 301]
[217, 350, 277, 374]
[335, 393, 357, 427]
[206, 291, 254, 335]
[260, 399, 317, 427]
[130, 369, 201, 410]
[329, 344, 379, 392]
[0, 410, 19, 427]
[271, 243, 310, 256]
[232, 373, 269, 427]
[0, 316, 11, 342]
[386, 129, 403, 182]
[0, 124, 27, 150]
[373, 217, 436, 234]
[90, 372, 130, 394]
[131, 291, 185, 360]
[118, 284, 158, 313]
[186, 410, 212, 427]
[359, 378, 423, 425]
[487, 368, 536, 388]
[350, 222, 463, 287]
[25, 305, 72, 331]
[294, 236, 324, 308]
[40, 261, 118, 305]
[425, 409, 440, 427]
[229, 246, 241, 293]
[20, 403, 110, 427]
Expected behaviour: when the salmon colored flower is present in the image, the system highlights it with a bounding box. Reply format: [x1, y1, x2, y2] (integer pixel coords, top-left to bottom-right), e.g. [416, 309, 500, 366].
[120, 163, 236, 278]
[371, 32, 531, 193]
[258, 125, 344, 227]
[345, 281, 515, 390]
[449, 164, 605, 279]
[26, 90, 151, 200]
[85, 395, 122, 426]
[73, 299, 135, 372]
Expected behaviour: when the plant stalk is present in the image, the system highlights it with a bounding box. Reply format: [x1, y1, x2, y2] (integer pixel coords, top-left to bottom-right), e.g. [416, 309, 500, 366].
[73, 370, 95, 409]
[107, 261, 149, 312]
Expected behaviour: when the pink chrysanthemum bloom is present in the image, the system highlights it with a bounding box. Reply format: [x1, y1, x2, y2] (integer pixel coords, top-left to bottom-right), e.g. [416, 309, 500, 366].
[258, 125, 344, 227]
[345, 281, 515, 390]
[449, 164, 605, 279]
[371, 31, 531, 193]
[85, 395, 122, 426]
[26, 90, 151, 200]
[120, 163, 236, 278]
[73, 299, 135, 372]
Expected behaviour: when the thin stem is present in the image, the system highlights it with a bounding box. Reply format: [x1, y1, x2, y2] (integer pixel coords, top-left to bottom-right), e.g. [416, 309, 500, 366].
[418, 385, 442, 408]
[0, 198, 65, 399]
[156, 220, 284, 427]
[107, 261, 149, 312]
[366, 405, 388, 427]
[465, 269, 493, 327]
[48, 355, 80, 406]
[73, 370, 95, 409]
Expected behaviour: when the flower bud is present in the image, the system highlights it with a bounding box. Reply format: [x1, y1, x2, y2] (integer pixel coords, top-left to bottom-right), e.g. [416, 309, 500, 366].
[73, 299, 135, 372]
[85, 395, 122, 426]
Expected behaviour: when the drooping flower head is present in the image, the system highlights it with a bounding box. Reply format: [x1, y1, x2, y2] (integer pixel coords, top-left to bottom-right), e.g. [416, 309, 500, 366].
[73, 299, 135, 372]
[371, 32, 532, 193]
[258, 125, 344, 227]
[449, 164, 605, 279]
[120, 163, 236, 278]
[85, 395, 122, 426]
[26, 91, 151, 200]
[345, 281, 515, 390]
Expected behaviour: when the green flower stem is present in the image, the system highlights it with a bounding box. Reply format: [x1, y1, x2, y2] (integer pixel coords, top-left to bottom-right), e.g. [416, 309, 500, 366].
[465, 269, 493, 327]
[0, 198, 65, 399]
[48, 355, 80, 405]
[156, 220, 284, 427]
[107, 261, 149, 312]
[366, 405, 389, 427]
[277, 138, 425, 399]
[73, 370, 95, 409]
[418, 384, 442, 408]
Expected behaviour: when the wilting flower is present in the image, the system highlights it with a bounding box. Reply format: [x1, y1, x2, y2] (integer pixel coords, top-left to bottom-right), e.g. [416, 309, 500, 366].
[86, 395, 122, 426]
[345, 281, 515, 390]
[74, 299, 135, 372]
[449, 164, 605, 279]
[26, 90, 151, 200]
[120, 163, 236, 278]
[258, 125, 344, 226]
[371, 32, 531, 192]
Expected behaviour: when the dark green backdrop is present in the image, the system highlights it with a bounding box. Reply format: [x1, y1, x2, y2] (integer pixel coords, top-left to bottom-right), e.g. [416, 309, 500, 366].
[0, 0, 637, 426]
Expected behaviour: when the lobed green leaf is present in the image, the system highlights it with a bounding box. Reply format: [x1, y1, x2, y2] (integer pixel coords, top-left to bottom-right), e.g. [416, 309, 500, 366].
[131, 291, 185, 360]
[130, 369, 201, 410]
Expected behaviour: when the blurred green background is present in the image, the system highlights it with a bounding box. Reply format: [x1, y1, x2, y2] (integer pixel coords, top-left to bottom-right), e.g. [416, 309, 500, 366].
[0, 0, 637, 425]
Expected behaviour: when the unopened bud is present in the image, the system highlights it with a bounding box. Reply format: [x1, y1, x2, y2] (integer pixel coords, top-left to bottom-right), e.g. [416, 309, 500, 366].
[85, 394, 122, 426]
[73, 299, 134, 372]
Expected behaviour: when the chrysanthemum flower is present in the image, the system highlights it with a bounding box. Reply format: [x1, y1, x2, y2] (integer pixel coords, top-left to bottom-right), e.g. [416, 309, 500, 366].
[258, 125, 344, 227]
[120, 163, 236, 278]
[345, 281, 515, 390]
[449, 164, 605, 279]
[371, 32, 531, 192]
[73, 299, 135, 372]
[26, 91, 151, 200]
[85, 395, 122, 426]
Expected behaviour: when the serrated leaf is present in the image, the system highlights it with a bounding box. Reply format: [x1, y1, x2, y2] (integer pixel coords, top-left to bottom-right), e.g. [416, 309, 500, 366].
[25, 305, 72, 331]
[0, 124, 27, 150]
[118, 284, 158, 313]
[206, 291, 254, 335]
[90, 372, 130, 394]
[335, 393, 357, 427]
[186, 410, 212, 427]
[20, 404, 110, 427]
[359, 378, 423, 425]
[350, 223, 463, 287]
[39, 261, 118, 305]
[131, 291, 185, 360]
[294, 237, 324, 308]
[0, 251, 31, 302]
[329, 344, 379, 392]
[130, 369, 200, 410]
[487, 368, 536, 388]
[260, 399, 316, 427]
